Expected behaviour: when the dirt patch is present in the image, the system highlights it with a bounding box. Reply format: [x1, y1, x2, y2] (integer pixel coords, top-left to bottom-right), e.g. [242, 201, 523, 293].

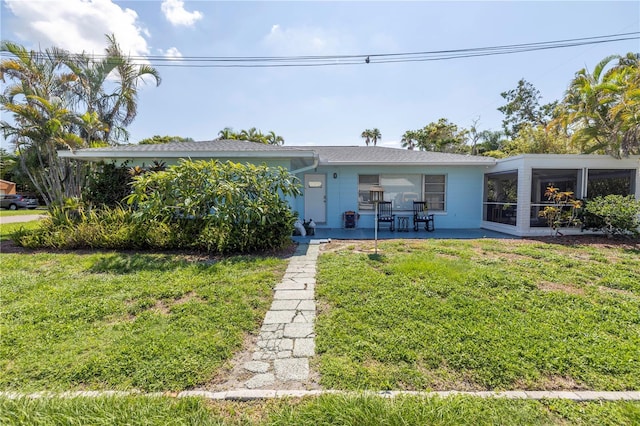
[514, 375, 587, 391]
[538, 281, 585, 296]
[598, 286, 636, 298]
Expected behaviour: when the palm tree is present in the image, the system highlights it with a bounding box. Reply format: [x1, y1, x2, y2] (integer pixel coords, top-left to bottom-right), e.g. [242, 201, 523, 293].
[266, 130, 285, 145]
[360, 129, 372, 146]
[400, 130, 418, 150]
[558, 53, 640, 158]
[0, 37, 161, 206]
[239, 127, 268, 143]
[371, 128, 381, 146]
[217, 127, 236, 140]
[63, 34, 161, 144]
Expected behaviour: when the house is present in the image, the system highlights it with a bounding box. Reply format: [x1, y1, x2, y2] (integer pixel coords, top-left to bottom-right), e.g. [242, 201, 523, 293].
[0, 179, 16, 195]
[59, 140, 640, 237]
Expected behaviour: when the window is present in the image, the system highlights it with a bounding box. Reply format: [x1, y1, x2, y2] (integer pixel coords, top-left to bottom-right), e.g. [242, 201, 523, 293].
[358, 175, 379, 210]
[530, 169, 581, 227]
[587, 169, 635, 198]
[424, 175, 446, 211]
[483, 171, 518, 225]
[358, 174, 446, 212]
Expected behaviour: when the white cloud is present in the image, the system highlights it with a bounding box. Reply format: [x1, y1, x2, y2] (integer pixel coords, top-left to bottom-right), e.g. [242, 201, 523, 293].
[263, 24, 355, 55]
[161, 0, 203, 27]
[159, 47, 183, 61]
[4, 0, 150, 56]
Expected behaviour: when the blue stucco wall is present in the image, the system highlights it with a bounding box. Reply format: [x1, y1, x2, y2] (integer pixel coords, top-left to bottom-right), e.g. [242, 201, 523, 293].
[290, 165, 486, 229]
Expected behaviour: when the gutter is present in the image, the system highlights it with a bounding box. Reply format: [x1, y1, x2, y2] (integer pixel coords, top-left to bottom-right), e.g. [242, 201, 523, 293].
[290, 154, 320, 174]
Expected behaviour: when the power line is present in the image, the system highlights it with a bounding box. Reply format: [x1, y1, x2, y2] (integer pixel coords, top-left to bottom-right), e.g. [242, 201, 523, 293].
[3, 32, 639, 68]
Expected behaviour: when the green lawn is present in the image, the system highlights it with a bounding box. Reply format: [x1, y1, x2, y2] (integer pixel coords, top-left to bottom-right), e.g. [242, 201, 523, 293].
[315, 239, 640, 391]
[0, 209, 45, 217]
[1, 395, 638, 425]
[0, 221, 41, 241]
[0, 251, 288, 391]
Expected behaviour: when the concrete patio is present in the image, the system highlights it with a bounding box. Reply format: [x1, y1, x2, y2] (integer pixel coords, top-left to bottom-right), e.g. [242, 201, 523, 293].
[292, 227, 513, 242]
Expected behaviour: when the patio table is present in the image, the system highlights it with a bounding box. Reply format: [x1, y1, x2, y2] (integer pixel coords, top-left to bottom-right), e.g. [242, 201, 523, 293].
[397, 215, 410, 232]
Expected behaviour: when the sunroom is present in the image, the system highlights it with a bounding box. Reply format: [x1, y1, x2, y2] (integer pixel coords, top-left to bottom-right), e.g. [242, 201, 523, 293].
[482, 154, 640, 236]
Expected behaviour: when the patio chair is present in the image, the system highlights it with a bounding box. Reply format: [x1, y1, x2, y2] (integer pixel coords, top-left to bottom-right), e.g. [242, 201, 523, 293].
[413, 201, 435, 231]
[377, 201, 395, 231]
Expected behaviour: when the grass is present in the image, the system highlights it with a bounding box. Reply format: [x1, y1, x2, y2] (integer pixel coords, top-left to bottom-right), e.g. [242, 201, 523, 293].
[0, 209, 45, 217]
[0, 221, 41, 242]
[1, 395, 638, 425]
[0, 251, 288, 391]
[315, 239, 640, 391]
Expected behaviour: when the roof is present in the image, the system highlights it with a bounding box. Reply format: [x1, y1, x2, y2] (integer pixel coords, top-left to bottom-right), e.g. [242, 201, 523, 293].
[308, 146, 495, 166]
[58, 139, 496, 166]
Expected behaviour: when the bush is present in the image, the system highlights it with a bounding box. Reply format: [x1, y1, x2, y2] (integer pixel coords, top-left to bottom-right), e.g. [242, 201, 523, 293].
[14, 160, 302, 254]
[583, 195, 640, 238]
[83, 162, 133, 207]
[127, 160, 301, 253]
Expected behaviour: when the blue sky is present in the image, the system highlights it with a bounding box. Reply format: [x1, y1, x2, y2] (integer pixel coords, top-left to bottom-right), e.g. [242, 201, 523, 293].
[1, 0, 639, 149]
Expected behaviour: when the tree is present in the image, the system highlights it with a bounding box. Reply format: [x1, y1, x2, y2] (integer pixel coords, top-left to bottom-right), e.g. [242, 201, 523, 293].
[217, 127, 236, 140]
[239, 127, 266, 143]
[360, 129, 372, 146]
[266, 130, 285, 145]
[0, 37, 161, 207]
[501, 124, 575, 156]
[498, 79, 557, 139]
[556, 53, 640, 158]
[412, 118, 468, 153]
[138, 135, 193, 145]
[63, 34, 161, 145]
[400, 130, 418, 150]
[370, 128, 381, 146]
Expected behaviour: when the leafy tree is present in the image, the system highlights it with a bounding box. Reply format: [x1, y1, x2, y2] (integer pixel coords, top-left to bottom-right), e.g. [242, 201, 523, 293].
[501, 124, 576, 155]
[412, 118, 468, 153]
[498, 79, 557, 139]
[555, 53, 640, 158]
[138, 135, 193, 145]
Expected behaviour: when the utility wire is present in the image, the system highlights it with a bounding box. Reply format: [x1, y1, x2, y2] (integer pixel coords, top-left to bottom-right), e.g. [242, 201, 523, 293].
[3, 32, 638, 68]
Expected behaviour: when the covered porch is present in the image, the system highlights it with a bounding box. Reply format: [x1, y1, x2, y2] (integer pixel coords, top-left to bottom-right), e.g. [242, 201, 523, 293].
[292, 227, 513, 242]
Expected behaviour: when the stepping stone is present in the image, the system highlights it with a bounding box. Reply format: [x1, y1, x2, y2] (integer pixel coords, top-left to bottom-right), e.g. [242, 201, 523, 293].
[293, 338, 315, 357]
[274, 358, 309, 382]
[263, 310, 296, 324]
[243, 361, 270, 374]
[245, 373, 275, 389]
[284, 323, 314, 338]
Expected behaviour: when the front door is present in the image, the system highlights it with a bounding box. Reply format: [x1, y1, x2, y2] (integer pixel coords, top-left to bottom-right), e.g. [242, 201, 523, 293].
[304, 174, 326, 223]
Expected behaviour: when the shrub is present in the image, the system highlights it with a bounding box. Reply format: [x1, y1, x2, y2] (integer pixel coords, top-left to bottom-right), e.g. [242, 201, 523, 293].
[583, 195, 640, 238]
[14, 160, 302, 254]
[83, 162, 133, 207]
[127, 159, 301, 253]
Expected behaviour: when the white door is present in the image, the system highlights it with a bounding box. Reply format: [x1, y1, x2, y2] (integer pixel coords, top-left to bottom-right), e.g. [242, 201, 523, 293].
[304, 174, 326, 223]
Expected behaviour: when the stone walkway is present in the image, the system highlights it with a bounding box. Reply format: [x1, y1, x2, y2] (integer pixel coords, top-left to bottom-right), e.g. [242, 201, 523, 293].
[240, 242, 320, 389]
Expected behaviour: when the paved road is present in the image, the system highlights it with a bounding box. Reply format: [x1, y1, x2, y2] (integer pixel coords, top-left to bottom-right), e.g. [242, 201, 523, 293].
[0, 214, 47, 224]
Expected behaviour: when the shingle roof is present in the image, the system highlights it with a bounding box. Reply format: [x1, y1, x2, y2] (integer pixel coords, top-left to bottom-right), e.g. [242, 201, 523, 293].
[59, 140, 496, 165]
[72, 139, 308, 153]
[307, 146, 495, 165]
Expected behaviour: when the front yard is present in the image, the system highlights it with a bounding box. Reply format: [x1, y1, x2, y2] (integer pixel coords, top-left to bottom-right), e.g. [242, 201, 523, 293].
[0, 250, 288, 391]
[1, 234, 639, 424]
[315, 239, 640, 391]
